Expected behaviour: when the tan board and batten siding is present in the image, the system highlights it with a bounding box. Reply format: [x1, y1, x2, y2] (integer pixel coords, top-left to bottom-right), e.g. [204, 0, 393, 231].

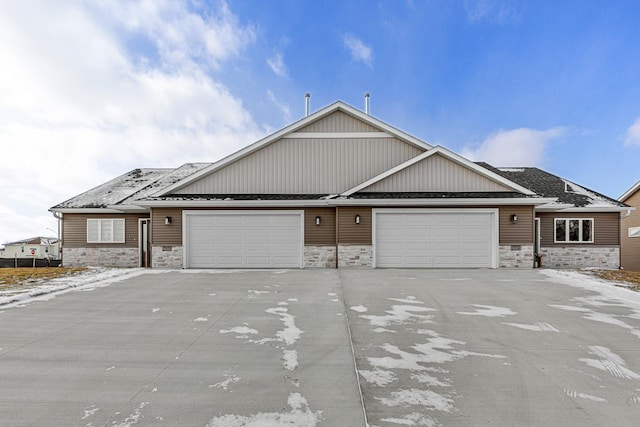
[298, 110, 381, 132]
[537, 212, 620, 246]
[173, 137, 422, 195]
[62, 213, 148, 248]
[621, 189, 640, 271]
[361, 154, 512, 193]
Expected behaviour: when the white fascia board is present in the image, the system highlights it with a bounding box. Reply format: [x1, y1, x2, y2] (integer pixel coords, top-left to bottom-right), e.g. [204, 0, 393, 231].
[106, 204, 150, 212]
[153, 101, 432, 197]
[619, 180, 640, 202]
[341, 146, 537, 196]
[49, 208, 126, 214]
[544, 206, 635, 213]
[135, 199, 333, 208]
[331, 197, 557, 206]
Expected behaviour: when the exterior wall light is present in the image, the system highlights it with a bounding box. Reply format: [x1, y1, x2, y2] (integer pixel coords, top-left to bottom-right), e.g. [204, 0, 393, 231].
[165, 216, 172, 225]
[355, 214, 361, 224]
[510, 214, 518, 223]
[315, 216, 321, 226]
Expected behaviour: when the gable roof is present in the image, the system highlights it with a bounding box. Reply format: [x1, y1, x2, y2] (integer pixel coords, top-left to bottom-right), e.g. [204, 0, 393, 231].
[485, 164, 629, 211]
[619, 180, 640, 202]
[155, 101, 433, 196]
[342, 146, 536, 196]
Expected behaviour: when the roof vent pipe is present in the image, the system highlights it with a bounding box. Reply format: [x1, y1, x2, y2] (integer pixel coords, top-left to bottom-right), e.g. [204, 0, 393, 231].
[304, 93, 311, 117]
[364, 92, 370, 115]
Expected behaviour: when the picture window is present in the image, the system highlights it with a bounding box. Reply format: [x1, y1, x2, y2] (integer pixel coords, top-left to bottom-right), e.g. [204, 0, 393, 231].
[554, 218, 593, 243]
[87, 219, 125, 243]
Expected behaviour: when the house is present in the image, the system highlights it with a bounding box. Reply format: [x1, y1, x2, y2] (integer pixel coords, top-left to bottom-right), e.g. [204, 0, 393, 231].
[0, 237, 60, 259]
[50, 101, 630, 270]
[619, 181, 640, 271]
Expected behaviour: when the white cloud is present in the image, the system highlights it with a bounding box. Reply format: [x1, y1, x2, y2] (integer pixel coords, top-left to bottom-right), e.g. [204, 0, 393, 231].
[461, 127, 565, 167]
[266, 90, 292, 122]
[464, 0, 523, 24]
[0, 0, 264, 243]
[624, 117, 640, 146]
[343, 34, 373, 67]
[266, 51, 288, 77]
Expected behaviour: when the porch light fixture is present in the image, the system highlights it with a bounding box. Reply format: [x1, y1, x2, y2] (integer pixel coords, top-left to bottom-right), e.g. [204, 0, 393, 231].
[165, 216, 172, 225]
[510, 214, 518, 223]
[315, 216, 321, 226]
[355, 214, 361, 224]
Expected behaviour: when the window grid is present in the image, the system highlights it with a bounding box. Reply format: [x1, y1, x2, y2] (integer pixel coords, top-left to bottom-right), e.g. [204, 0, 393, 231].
[554, 218, 593, 243]
[87, 219, 125, 243]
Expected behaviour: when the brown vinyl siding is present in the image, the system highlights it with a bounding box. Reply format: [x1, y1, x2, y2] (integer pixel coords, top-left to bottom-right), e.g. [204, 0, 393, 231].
[537, 212, 619, 246]
[304, 208, 336, 245]
[499, 206, 534, 245]
[338, 207, 372, 245]
[62, 213, 148, 248]
[151, 208, 183, 246]
[621, 190, 640, 271]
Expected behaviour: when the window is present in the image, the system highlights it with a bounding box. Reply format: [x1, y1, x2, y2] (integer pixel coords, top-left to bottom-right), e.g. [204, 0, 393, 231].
[629, 226, 640, 238]
[554, 218, 593, 243]
[87, 219, 125, 243]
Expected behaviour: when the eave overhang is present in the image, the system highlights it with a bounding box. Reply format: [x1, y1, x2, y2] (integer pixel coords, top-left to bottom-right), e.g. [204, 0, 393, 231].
[535, 204, 634, 213]
[49, 208, 128, 214]
[134, 197, 556, 208]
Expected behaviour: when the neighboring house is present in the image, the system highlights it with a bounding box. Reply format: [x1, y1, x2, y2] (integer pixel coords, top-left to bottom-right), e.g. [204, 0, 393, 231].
[50, 101, 630, 269]
[619, 181, 640, 271]
[0, 237, 60, 259]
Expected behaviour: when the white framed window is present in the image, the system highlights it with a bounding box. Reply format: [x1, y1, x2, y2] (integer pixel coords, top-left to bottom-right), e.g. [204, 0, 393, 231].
[554, 218, 593, 243]
[629, 226, 640, 238]
[87, 219, 125, 243]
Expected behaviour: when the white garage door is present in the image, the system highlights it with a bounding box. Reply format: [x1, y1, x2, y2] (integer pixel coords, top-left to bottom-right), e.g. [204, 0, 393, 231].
[374, 210, 497, 268]
[184, 211, 303, 268]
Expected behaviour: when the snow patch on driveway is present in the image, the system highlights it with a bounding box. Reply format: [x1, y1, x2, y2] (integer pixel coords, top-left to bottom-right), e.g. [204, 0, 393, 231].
[503, 322, 560, 332]
[206, 393, 322, 427]
[377, 389, 454, 412]
[579, 346, 640, 380]
[457, 304, 516, 317]
[360, 305, 436, 327]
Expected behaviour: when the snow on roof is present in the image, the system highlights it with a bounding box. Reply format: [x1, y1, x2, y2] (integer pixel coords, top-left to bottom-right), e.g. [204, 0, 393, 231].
[119, 163, 211, 205]
[497, 168, 525, 172]
[52, 168, 172, 209]
[562, 179, 622, 208]
[52, 163, 212, 210]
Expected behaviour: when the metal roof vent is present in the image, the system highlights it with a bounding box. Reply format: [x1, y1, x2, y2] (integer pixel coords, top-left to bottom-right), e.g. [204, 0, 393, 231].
[364, 92, 370, 115]
[305, 93, 311, 117]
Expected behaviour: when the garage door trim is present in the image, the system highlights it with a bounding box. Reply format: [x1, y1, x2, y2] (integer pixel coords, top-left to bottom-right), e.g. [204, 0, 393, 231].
[182, 210, 305, 269]
[372, 208, 499, 268]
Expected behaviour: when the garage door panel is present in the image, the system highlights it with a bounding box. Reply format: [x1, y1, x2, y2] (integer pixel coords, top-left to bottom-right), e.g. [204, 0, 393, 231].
[186, 212, 302, 268]
[375, 211, 495, 268]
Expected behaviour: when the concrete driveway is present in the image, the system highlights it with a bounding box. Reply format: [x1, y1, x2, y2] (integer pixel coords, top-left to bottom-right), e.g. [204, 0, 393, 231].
[1, 269, 639, 426]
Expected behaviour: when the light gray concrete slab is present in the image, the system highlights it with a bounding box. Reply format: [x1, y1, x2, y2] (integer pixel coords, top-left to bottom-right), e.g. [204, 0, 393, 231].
[2, 268, 640, 426]
[0, 270, 365, 427]
[339, 268, 640, 427]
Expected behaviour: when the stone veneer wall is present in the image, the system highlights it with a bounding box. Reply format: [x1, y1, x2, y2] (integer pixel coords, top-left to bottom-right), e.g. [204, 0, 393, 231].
[338, 244, 373, 268]
[540, 246, 620, 269]
[499, 245, 534, 268]
[152, 245, 183, 268]
[63, 247, 138, 267]
[304, 246, 336, 268]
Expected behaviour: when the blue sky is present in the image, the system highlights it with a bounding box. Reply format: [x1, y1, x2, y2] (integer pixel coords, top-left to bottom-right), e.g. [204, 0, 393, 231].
[1, 0, 640, 243]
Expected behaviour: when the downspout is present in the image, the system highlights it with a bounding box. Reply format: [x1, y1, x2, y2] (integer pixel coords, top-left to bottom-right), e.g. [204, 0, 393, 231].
[335, 207, 339, 269]
[621, 208, 633, 220]
[52, 212, 63, 265]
